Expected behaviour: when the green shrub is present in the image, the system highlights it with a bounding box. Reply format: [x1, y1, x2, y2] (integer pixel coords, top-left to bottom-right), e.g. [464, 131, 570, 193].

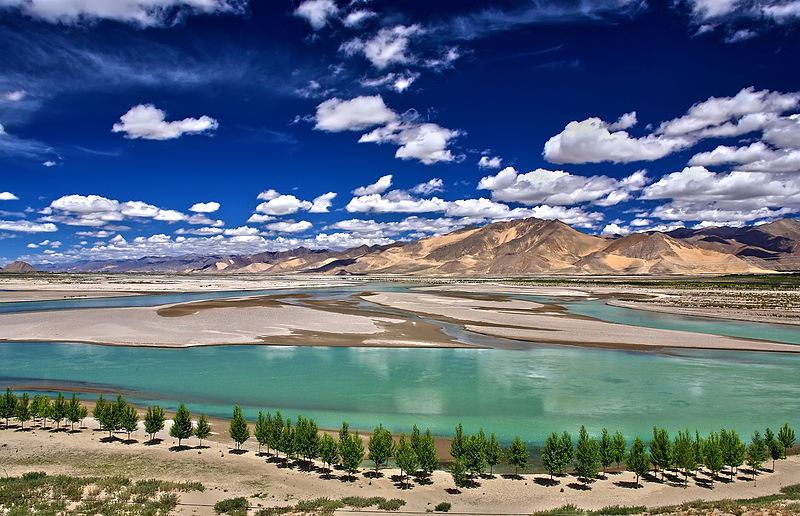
[589, 506, 646, 516]
[341, 496, 384, 508]
[214, 497, 249, 514]
[377, 498, 406, 511]
[435, 501, 452, 512]
[294, 498, 345, 511]
[534, 504, 585, 516]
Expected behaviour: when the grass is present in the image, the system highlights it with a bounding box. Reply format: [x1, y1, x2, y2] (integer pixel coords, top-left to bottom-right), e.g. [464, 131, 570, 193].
[214, 497, 249, 514]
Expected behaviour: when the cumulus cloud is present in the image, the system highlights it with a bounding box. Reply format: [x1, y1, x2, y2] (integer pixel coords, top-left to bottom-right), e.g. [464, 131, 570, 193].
[189, 201, 220, 213]
[353, 175, 392, 195]
[601, 223, 630, 235]
[607, 111, 638, 131]
[478, 166, 648, 206]
[42, 160, 56, 167]
[411, 178, 444, 195]
[346, 192, 449, 214]
[0, 0, 246, 26]
[43, 194, 205, 227]
[255, 195, 312, 216]
[329, 216, 465, 237]
[265, 220, 313, 233]
[360, 72, 419, 93]
[309, 192, 337, 213]
[112, 104, 218, 140]
[0, 220, 57, 233]
[294, 0, 338, 30]
[0, 192, 19, 201]
[341, 24, 424, 69]
[478, 156, 503, 169]
[343, 8, 376, 27]
[314, 96, 397, 132]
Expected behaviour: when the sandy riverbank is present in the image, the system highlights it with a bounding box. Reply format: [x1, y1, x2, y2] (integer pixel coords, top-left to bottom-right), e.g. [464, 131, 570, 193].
[1, 418, 798, 515]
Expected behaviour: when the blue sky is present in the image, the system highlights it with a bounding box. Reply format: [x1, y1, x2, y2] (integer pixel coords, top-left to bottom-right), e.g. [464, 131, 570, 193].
[0, 0, 799, 264]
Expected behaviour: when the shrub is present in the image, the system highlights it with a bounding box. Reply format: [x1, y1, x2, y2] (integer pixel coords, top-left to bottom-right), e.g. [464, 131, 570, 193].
[435, 501, 452, 512]
[214, 497, 249, 514]
[377, 498, 406, 511]
[341, 496, 384, 508]
[589, 506, 647, 515]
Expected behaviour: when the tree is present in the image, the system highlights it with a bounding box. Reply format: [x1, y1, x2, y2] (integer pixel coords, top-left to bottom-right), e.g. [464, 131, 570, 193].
[368, 424, 393, 474]
[30, 394, 43, 424]
[463, 433, 487, 477]
[39, 396, 52, 429]
[673, 430, 696, 487]
[78, 405, 88, 427]
[410, 425, 422, 457]
[254, 411, 269, 454]
[16, 392, 30, 429]
[626, 438, 650, 487]
[98, 395, 124, 438]
[485, 433, 503, 475]
[599, 429, 614, 477]
[541, 432, 567, 481]
[1, 387, 17, 427]
[93, 395, 107, 431]
[746, 431, 767, 483]
[281, 418, 296, 459]
[66, 394, 81, 432]
[721, 428, 745, 480]
[340, 432, 365, 478]
[170, 403, 193, 448]
[228, 405, 249, 450]
[52, 393, 67, 429]
[611, 431, 627, 468]
[506, 436, 528, 475]
[121, 404, 138, 441]
[267, 411, 284, 456]
[296, 416, 320, 467]
[574, 426, 601, 483]
[195, 414, 211, 447]
[778, 423, 795, 459]
[319, 433, 338, 473]
[417, 430, 439, 475]
[650, 427, 672, 480]
[144, 406, 166, 441]
[765, 428, 782, 471]
[450, 457, 467, 488]
[703, 432, 724, 487]
[394, 434, 419, 489]
[692, 431, 704, 474]
[451, 423, 465, 460]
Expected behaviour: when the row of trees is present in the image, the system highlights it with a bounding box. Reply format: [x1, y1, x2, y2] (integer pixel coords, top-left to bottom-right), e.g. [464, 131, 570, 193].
[1, 389, 797, 491]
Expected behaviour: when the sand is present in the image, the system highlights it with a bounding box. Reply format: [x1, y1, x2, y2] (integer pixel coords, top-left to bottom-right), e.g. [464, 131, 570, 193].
[1, 419, 798, 515]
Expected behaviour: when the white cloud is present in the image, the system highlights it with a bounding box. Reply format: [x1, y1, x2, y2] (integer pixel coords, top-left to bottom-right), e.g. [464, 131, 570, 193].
[478, 166, 648, 206]
[255, 194, 312, 216]
[359, 121, 461, 164]
[189, 201, 220, 213]
[42, 160, 56, 167]
[222, 225, 260, 236]
[45, 194, 197, 227]
[353, 174, 393, 195]
[607, 111, 638, 131]
[314, 96, 397, 132]
[329, 216, 465, 237]
[0, 220, 57, 233]
[294, 0, 338, 30]
[601, 223, 630, 235]
[346, 192, 449, 214]
[763, 114, 800, 148]
[265, 220, 313, 233]
[360, 72, 419, 93]
[246, 213, 275, 224]
[112, 104, 218, 140]
[309, 192, 337, 213]
[341, 24, 423, 69]
[0, 0, 245, 27]
[3, 90, 26, 102]
[0, 191, 19, 201]
[256, 189, 281, 201]
[411, 178, 444, 195]
[478, 156, 502, 169]
[688, 142, 775, 166]
[343, 8, 376, 27]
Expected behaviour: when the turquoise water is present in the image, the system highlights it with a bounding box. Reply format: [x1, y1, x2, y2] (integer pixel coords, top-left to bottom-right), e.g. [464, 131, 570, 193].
[2, 341, 798, 444]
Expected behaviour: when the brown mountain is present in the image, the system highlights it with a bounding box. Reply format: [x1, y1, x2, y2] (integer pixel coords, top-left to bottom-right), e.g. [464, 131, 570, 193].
[40, 218, 800, 275]
[0, 261, 36, 274]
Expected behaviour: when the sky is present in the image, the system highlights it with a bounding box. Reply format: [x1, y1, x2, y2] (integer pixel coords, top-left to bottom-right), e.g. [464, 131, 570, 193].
[0, 0, 799, 265]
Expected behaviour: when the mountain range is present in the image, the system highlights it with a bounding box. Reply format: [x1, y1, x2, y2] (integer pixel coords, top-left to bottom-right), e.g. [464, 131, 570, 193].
[32, 217, 800, 275]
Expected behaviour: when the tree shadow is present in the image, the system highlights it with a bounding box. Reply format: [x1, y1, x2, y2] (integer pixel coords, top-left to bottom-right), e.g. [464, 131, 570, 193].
[318, 467, 334, 480]
[445, 488, 461, 495]
[363, 470, 384, 479]
[694, 478, 714, 490]
[122, 438, 138, 445]
[501, 473, 524, 481]
[567, 482, 592, 491]
[194, 444, 210, 450]
[533, 477, 559, 487]
[613, 480, 644, 489]
[413, 473, 433, 486]
[144, 438, 163, 446]
[169, 444, 192, 452]
[99, 435, 120, 443]
[338, 473, 358, 483]
[14, 427, 33, 433]
[228, 449, 248, 455]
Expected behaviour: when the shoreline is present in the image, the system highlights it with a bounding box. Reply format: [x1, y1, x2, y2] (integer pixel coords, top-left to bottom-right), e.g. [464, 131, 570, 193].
[606, 298, 800, 327]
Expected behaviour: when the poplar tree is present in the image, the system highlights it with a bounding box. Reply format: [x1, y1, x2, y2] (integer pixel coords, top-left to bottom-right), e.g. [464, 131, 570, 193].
[1, 387, 17, 427]
[485, 433, 503, 475]
[746, 431, 767, 483]
[450, 423, 465, 460]
[368, 424, 393, 473]
[121, 405, 138, 441]
[319, 433, 339, 473]
[78, 405, 88, 427]
[650, 427, 672, 480]
[463, 433, 487, 477]
[721, 428, 745, 480]
[611, 431, 627, 468]
[765, 428, 782, 471]
[194, 414, 211, 447]
[410, 425, 422, 457]
[144, 406, 166, 441]
[296, 416, 319, 467]
[67, 394, 81, 431]
[268, 411, 284, 455]
[418, 430, 439, 474]
[170, 403, 193, 448]
[394, 434, 419, 489]
[39, 395, 52, 429]
[560, 431, 574, 473]
[626, 437, 650, 487]
[507, 436, 528, 475]
[692, 430, 704, 474]
[673, 430, 695, 487]
[340, 432, 365, 478]
[254, 411, 269, 453]
[574, 426, 601, 483]
[599, 428, 614, 476]
[52, 392, 67, 429]
[704, 432, 724, 486]
[450, 457, 467, 488]
[778, 423, 795, 459]
[16, 392, 30, 429]
[228, 405, 250, 450]
[541, 432, 564, 480]
[30, 394, 43, 424]
[281, 418, 296, 459]
[93, 395, 107, 431]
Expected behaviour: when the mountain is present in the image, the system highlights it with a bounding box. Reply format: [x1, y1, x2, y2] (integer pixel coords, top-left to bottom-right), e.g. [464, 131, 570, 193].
[38, 218, 800, 275]
[0, 261, 36, 274]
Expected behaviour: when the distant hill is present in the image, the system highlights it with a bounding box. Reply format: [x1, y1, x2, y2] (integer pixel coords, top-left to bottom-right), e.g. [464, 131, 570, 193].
[0, 261, 36, 274]
[37, 218, 800, 275]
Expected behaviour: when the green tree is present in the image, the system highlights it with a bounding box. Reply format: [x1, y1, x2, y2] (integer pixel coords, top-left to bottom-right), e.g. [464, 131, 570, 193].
[541, 432, 566, 481]
[16, 392, 30, 429]
[574, 426, 601, 483]
[765, 428, 782, 471]
[228, 405, 250, 451]
[78, 405, 88, 427]
[340, 432, 365, 478]
[721, 428, 745, 480]
[746, 431, 767, 483]
[410, 425, 422, 457]
[650, 427, 672, 480]
[254, 411, 269, 453]
[692, 430, 704, 474]
[267, 411, 284, 456]
[1, 387, 17, 427]
[281, 418, 296, 459]
[38, 395, 52, 429]
[673, 430, 696, 487]
[626, 437, 651, 487]
[296, 416, 320, 467]
[195, 414, 211, 447]
[120, 404, 138, 441]
[144, 406, 166, 441]
[319, 433, 338, 473]
[418, 430, 439, 474]
[449, 457, 467, 488]
[170, 403, 193, 448]
[66, 394, 81, 432]
[611, 431, 627, 468]
[463, 433, 487, 477]
[52, 392, 67, 429]
[485, 433, 503, 475]
[339, 421, 350, 443]
[778, 423, 795, 459]
[703, 432, 724, 487]
[394, 434, 419, 489]
[29, 394, 43, 424]
[598, 428, 614, 477]
[368, 424, 393, 473]
[97, 395, 125, 438]
[93, 394, 107, 431]
[506, 435, 528, 476]
[450, 423, 465, 460]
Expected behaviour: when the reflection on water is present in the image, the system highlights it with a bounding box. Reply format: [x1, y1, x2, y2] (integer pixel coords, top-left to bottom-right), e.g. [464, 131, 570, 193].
[2, 341, 798, 444]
